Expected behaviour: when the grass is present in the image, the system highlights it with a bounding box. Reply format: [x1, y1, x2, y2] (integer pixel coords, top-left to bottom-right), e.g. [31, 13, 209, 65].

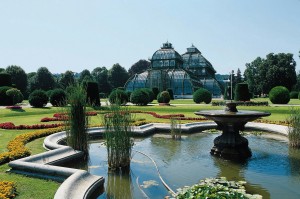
[0, 98, 298, 198]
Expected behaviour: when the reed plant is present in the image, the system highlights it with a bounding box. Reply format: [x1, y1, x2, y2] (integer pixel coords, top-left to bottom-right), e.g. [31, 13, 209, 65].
[103, 103, 133, 171]
[170, 117, 181, 140]
[287, 108, 300, 148]
[64, 84, 89, 153]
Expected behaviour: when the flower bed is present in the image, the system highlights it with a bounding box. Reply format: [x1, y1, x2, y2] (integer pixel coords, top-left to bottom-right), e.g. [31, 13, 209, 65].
[0, 181, 17, 199]
[5, 106, 22, 110]
[212, 101, 269, 106]
[41, 111, 98, 122]
[0, 122, 63, 130]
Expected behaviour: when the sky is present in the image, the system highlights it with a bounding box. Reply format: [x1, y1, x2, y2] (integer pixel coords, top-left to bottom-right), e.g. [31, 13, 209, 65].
[1, 0, 300, 75]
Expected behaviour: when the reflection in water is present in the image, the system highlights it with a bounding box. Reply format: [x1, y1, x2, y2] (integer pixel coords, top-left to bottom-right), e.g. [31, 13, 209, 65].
[106, 171, 133, 199]
[289, 147, 300, 178]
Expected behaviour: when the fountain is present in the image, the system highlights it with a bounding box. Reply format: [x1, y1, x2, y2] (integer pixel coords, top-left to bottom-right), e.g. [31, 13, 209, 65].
[195, 102, 271, 159]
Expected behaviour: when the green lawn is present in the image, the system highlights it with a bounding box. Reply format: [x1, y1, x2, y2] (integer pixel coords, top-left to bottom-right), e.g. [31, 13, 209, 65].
[0, 100, 298, 198]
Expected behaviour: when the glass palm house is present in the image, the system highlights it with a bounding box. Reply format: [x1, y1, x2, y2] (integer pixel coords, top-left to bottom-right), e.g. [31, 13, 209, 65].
[125, 42, 223, 98]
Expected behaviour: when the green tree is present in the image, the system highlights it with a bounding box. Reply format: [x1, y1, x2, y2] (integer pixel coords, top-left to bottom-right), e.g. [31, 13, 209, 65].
[0, 68, 5, 73]
[235, 68, 242, 84]
[108, 63, 129, 90]
[5, 65, 28, 95]
[59, 70, 75, 89]
[78, 69, 93, 84]
[128, 59, 150, 77]
[6, 88, 23, 105]
[91, 67, 111, 94]
[35, 67, 56, 91]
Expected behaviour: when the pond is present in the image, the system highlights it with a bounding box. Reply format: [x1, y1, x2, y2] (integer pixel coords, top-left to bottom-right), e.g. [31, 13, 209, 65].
[62, 132, 300, 199]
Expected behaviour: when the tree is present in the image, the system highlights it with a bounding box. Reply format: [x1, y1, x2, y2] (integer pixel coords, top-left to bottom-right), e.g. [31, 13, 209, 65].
[78, 69, 93, 84]
[35, 67, 56, 91]
[59, 70, 75, 89]
[5, 65, 28, 95]
[235, 68, 242, 84]
[128, 59, 150, 77]
[6, 88, 23, 105]
[108, 63, 129, 90]
[0, 68, 5, 73]
[91, 67, 111, 94]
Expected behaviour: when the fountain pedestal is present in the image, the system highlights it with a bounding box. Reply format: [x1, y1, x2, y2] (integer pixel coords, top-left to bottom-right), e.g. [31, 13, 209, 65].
[195, 102, 270, 160]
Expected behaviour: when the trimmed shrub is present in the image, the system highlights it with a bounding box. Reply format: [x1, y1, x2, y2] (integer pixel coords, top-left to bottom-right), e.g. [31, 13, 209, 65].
[46, 90, 53, 98]
[157, 91, 171, 103]
[269, 86, 290, 104]
[130, 89, 149, 105]
[290, 91, 298, 99]
[6, 88, 23, 105]
[167, 88, 174, 100]
[0, 73, 12, 87]
[0, 86, 13, 106]
[142, 88, 154, 102]
[108, 89, 128, 105]
[152, 87, 159, 99]
[224, 86, 234, 100]
[86, 81, 101, 106]
[234, 83, 250, 101]
[193, 88, 212, 104]
[29, 90, 49, 107]
[50, 89, 67, 107]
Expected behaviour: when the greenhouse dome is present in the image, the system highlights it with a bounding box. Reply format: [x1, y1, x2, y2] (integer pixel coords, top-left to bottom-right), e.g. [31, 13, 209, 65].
[125, 42, 223, 98]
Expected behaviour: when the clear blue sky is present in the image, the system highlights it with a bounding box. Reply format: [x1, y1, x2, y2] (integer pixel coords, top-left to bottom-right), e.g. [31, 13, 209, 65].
[1, 0, 300, 75]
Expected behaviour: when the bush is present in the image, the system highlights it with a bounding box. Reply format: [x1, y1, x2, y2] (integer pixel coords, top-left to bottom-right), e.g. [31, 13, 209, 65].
[157, 91, 171, 103]
[6, 88, 23, 105]
[152, 87, 159, 99]
[86, 81, 101, 106]
[125, 91, 132, 102]
[288, 108, 300, 148]
[142, 88, 154, 102]
[290, 91, 299, 99]
[29, 90, 49, 107]
[193, 88, 212, 104]
[108, 89, 128, 105]
[234, 83, 250, 101]
[50, 89, 67, 107]
[130, 89, 149, 105]
[167, 88, 174, 100]
[0, 86, 13, 106]
[0, 73, 12, 87]
[269, 86, 290, 104]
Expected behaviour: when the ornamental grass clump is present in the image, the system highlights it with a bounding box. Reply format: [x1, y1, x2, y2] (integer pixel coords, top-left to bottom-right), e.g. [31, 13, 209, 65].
[103, 104, 133, 171]
[170, 118, 181, 140]
[65, 84, 89, 154]
[287, 108, 300, 148]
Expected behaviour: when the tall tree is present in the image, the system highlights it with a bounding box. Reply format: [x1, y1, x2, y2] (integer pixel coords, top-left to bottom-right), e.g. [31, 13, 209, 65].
[91, 67, 111, 94]
[235, 68, 242, 84]
[0, 68, 5, 73]
[128, 59, 150, 77]
[5, 65, 28, 95]
[59, 70, 75, 89]
[78, 69, 93, 84]
[108, 63, 129, 89]
[35, 67, 56, 91]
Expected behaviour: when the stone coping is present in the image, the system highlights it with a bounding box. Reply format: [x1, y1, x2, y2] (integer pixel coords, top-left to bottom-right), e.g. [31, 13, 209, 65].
[9, 121, 289, 199]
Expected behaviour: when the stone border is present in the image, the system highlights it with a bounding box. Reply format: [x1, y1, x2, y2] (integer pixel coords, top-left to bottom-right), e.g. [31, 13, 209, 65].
[8, 122, 289, 199]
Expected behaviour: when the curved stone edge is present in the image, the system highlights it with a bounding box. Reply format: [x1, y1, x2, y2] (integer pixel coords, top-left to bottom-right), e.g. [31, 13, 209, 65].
[9, 121, 289, 199]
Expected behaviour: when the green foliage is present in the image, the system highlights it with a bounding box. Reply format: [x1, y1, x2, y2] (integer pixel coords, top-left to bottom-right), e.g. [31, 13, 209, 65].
[49, 89, 67, 107]
[65, 84, 89, 153]
[108, 63, 129, 90]
[167, 88, 174, 100]
[170, 118, 181, 139]
[35, 67, 56, 91]
[193, 88, 212, 104]
[86, 81, 101, 106]
[108, 89, 128, 105]
[28, 90, 49, 107]
[103, 104, 133, 171]
[0, 86, 13, 105]
[143, 88, 154, 102]
[130, 89, 150, 106]
[59, 70, 75, 89]
[269, 86, 290, 104]
[290, 91, 299, 99]
[288, 108, 300, 148]
[91, 67, 111, 94]
[176, 177, 261, 199]
[152, 87, 159, 99]
[78, 69, 93, 84]
[0, 73, 12, 87]
[157, 91, 171, 103]
[234, 83, 250, 101]
[5, 65, 28, 95]
[6, 88, 23, 105]
[128, 59, 150, 76]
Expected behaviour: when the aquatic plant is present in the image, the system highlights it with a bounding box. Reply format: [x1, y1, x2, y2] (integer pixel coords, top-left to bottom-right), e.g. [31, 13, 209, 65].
[288, 108, 300, 148]
[65, 84, 89, 153]
[170, 118, 181, 140]
[103, 104, 133, 171]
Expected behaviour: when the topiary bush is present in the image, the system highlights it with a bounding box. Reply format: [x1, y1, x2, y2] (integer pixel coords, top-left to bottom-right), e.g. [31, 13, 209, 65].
[142, 88, 154, 102]
[6, 88, 23, 105]
[108, 89, 128, 105]
[49, 89, 67, 107]
[234, 83, 250, 101]
[269, 86, 290, 104]
[0, 86, 13, 106]
[157, 91, 171, 103]
[0, 73, 12, 87]
[167, 88, 174, 100]
[193, 88, 212, 104]
[152, 87, 159, 99]
[290, 91, 299, 99]
[29, 90, 49, 107]
[86, 81, 101, 106]
[130, 89, 150, 106]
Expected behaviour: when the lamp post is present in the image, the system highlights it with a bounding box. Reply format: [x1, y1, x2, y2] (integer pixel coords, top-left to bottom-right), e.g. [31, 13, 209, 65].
[231, 70, 234, 102]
